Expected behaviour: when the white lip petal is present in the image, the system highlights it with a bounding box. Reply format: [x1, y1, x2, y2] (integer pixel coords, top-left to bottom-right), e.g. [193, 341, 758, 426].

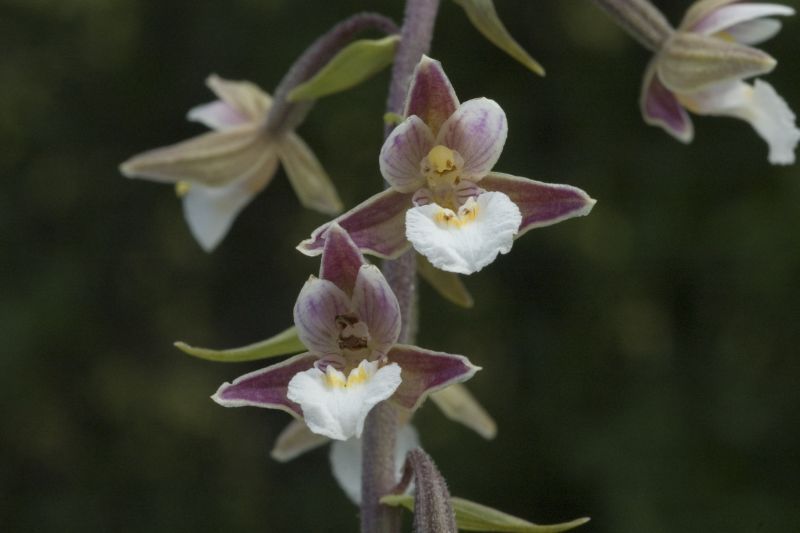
[330, 424, 420, 504]
[182, 149, 279, 251]
[681, 79, 799, 165]
[286, 360, 402, 441]
[405, 191, 522, 275]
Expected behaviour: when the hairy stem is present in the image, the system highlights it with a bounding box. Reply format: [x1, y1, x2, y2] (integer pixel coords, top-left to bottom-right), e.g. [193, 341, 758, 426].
[592, 0, 674, 51]
[360, 402, 402, 533]
[361, 1, 440, 533]
[265, 12, 399, 135]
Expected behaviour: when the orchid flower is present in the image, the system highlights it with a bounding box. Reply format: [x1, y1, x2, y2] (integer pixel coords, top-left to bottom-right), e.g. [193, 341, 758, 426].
[642, 0, 799, 164]
[212, 224, 478, 441]
[120, 75, 343, 251]
[298, 56, 595, 275]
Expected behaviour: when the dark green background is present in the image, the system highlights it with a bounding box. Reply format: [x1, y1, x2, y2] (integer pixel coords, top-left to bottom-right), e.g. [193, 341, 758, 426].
[3, 1, 799, 531]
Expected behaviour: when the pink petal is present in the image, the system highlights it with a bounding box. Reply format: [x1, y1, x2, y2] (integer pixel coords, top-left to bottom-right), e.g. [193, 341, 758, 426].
[211, 353, 317, 417]
[319, 224, 366, 296]
[293, 277, 351, 357]
[437, 98, 507, 181]
[297, 189, 413, 259]
[387, 344, 479, 411]
[204, 74, 273, 122]
[725, 18, 784, 45]
[380, 116, 434, 192]
[480, 172, 596, 237]
[352, 265, 401, 353]
[690, 3, 794, 35]
[187, 100, 250, 130]
[403, 56, 460, 136]
[640, 62, 694, 143]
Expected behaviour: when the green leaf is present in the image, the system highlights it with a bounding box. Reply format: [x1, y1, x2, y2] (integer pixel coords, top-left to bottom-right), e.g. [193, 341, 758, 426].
[381, 495, 590, 532]
[288, 35, 400, 102]
[453, 0, 545, 76]
[175, 325, 305, 363]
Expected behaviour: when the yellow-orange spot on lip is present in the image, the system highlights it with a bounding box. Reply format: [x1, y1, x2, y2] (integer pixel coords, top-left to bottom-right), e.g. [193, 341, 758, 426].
[346, 365, 369, 386]
[324, 362, 372, 388]
[324, 368, 347, 388]
[434, 199, 479, 228]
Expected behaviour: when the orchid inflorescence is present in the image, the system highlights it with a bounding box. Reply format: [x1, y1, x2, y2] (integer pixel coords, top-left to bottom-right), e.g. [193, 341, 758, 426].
[121, 1, 796, 531]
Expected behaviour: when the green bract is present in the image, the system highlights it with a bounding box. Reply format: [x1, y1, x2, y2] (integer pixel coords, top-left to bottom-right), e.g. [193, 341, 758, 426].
[175, 325, 304, 362]
[381, 495, 590, 532]
[289, 35, 400, 102]
[453, 0, 545, 76]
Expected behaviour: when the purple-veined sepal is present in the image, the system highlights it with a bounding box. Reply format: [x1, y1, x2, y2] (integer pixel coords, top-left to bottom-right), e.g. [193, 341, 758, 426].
[640, 61, 694, 143]
[387, 345, 480, 411]
[297, 188, 413, 258]
[404, 56, 460, 136]
[480, 172, 596, 237]
[211, 353, 317, 416]
[319, 223, 366, 295]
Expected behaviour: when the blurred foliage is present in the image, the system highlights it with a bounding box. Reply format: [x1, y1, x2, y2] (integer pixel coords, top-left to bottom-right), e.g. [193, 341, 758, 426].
[2, 0, 799, 531]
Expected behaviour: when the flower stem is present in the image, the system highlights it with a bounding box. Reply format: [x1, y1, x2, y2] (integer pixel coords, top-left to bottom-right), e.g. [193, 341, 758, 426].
[592, 0, 674, 51]
[360, 1, 440, 533]
[360, 402, 402, 533]
[265, 12, 399, 135]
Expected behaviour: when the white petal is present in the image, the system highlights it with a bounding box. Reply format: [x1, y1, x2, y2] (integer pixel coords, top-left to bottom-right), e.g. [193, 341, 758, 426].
[187, 100, 250, 130]
[681, 79, 799, 165]
[182, 149, 279, 251]
[405, 192, 522, 275]
[329, 424, 420, 504]
[286, 360, 402, 441]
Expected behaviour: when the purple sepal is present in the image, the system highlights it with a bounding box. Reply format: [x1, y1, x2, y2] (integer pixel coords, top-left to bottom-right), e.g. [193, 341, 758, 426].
[480, 172, 596, 237]
[211, 353, 317, 417]
[320, 224, 365, 296]
[640, 63, 694, 143]
[387, 344, 479, 411]
[297, 189, 413, 259]
[403, 56, 460, 135]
